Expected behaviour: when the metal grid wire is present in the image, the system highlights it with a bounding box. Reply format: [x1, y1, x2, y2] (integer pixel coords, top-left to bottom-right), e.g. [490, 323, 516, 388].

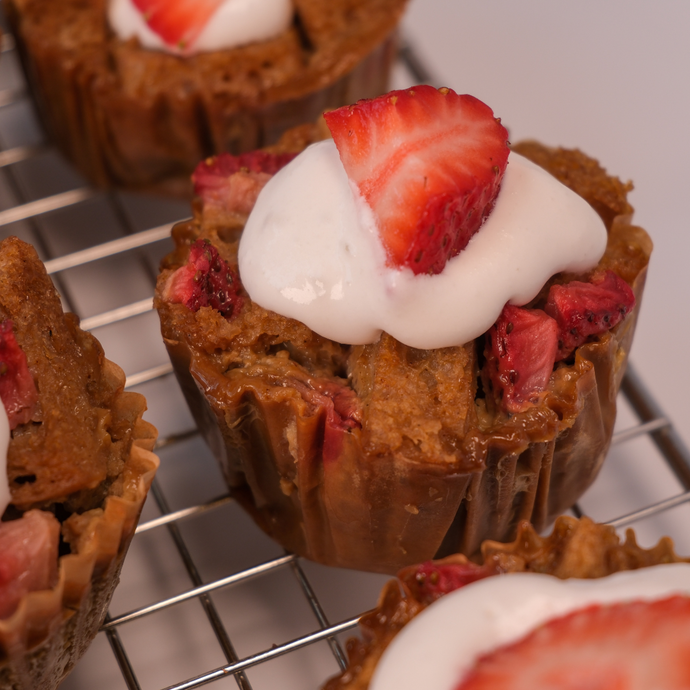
[0, 24, 689, 690]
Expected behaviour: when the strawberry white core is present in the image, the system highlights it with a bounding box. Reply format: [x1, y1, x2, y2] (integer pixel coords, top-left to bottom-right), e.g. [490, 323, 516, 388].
[0, 403, 10, 517]
[108, 0, 292, 55]
[238, 140, 607, 350]
[369, 565, 690, 690]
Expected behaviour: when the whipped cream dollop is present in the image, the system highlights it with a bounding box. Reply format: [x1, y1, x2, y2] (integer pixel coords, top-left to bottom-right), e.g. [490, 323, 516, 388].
[109, 0, 293, 55]
[370, 565, 690, 690]
[0, 403, 10, 517]
[239, 140, 607, 350]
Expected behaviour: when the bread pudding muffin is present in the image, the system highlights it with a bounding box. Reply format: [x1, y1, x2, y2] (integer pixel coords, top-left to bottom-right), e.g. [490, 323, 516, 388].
[322, 517, 690, 690]
[0, 238, 158, 690]
[155, 87, 652, 574]
[4, 0, 408, 196]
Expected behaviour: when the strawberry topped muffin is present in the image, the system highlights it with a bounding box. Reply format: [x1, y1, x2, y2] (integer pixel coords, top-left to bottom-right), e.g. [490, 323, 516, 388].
[5, 0, 407, 196]
[155, 86, 652, 573]
[0, 238, 158, 689]
[322, 517, 690, 690]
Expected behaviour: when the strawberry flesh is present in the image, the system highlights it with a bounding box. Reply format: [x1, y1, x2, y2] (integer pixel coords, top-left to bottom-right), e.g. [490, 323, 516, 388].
[324, 86, 509, 275]
[289, 377, 361, 464]
[164, 239, 244, 319]
[485, 305, 558, 414]
[456, 595, 690, 690]
[400, 561, 492, 606]
[0, 320, 39, 429]
[545, 270, 636, 360]
[0, 510, 60, 619]
[192, 151, 298, 215]
[132, 0, 224, 49]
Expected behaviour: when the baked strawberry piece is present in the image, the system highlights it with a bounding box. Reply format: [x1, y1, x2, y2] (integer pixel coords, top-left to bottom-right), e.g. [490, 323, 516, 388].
[0, 510, 59, 619]
[325, 86, 509, 275]
[484, 305, 559, 414]
[192, 151, 299, 216]
[546, 270, 636, 360]
[457, 596, 690, 690]
[163, 238, 244, 319]
[0, 319, 39, 428]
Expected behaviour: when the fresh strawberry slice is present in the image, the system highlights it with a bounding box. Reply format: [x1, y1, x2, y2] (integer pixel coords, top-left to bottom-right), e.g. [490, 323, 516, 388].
[0, 510, 60, 619]
[0, 320, 39, 429]
[456, 595, 690, 690]
[400, 561, 492, 605]
[545, 270, 636, 360]
[163, 239, 244, 319]
[324, 86, 509, 275]
[485, 305, 558, 414]
[192, 151, 298, 214]
[132, 0, 224, 50]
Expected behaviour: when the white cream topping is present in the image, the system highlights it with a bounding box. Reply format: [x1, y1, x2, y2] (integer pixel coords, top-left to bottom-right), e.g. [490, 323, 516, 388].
[239, 140, 607, 350]
[108, 0, 293, 55]
[0, 403, 10, 517]
[370, 564, 690, 690]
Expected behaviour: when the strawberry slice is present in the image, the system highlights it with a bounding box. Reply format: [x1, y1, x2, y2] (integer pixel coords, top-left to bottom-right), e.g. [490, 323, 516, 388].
[0, 320, 39, 429]
[484, 305, 558, 414]
[544, 270, 636, 360]
[0, 510, 60, 619]
[132, 0, 224, 49]
[456, 595, 690, 690]
[163, 239, 244, 319]
[192, 151, 298, 214]
[324, 86, 509, 275]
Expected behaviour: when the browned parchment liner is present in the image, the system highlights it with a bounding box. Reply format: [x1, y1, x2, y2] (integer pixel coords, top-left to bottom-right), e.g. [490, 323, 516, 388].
[322, 516, 690, 690]
[4, 0, 407, 197]
[0, 238, 159, 690]
[155, 140, 652, 574]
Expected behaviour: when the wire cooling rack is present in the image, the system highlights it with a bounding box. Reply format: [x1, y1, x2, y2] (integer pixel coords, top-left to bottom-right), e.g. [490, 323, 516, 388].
[0, 24, 689, 690]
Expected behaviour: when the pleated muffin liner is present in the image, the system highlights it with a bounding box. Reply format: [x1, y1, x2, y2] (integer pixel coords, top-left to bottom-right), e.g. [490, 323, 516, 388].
[322, 515, 690, 690]
[159, 204, 651, 574]
[5, 0, 405, 196]
[0, 359, 159, 690]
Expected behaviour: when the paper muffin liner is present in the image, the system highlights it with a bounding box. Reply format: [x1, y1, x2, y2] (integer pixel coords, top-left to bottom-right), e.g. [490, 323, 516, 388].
[0, 352, 158, 688]
[5, 0, 405, 197]
[322, 516, 690, 690]
[156, 141, 652, 574]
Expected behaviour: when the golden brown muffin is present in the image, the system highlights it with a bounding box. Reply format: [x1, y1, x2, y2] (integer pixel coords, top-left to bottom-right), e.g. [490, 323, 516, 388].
[0, 237, 158, 690]
[322, 516, 690, 690]
[4, 0, 408, 196]
[154, 136, 651, 574]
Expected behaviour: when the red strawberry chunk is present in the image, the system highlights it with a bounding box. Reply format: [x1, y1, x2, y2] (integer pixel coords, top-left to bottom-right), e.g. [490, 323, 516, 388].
[485, 305, 558, 414]
[400, 561, 492, 606]
[289, 378, 361, 463]
[545, 270, 636, 360]
[164, 239, 244, 319]
[324, 86, 509, 275]
[0, 320, 39, 429]
[0, 510, 60, 619]
[456, 595, 690, 690]
[132, 0, 224, 49]
[193, 151, 298, 214]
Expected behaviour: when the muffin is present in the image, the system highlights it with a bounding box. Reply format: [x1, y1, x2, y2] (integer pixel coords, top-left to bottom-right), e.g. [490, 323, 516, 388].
[155, 87, 652, 574]
[0, 237, 158, 690]
[4, 0, 408, 196]
[322, 516, 690, 690]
